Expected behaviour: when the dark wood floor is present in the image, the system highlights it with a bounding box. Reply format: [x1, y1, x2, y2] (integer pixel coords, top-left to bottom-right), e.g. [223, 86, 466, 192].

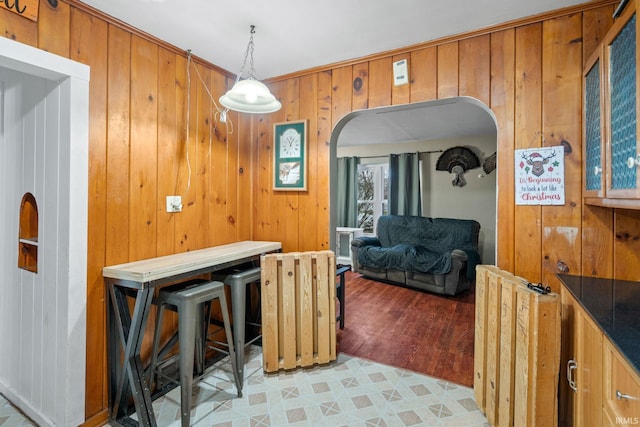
[336, 271, 475, 387]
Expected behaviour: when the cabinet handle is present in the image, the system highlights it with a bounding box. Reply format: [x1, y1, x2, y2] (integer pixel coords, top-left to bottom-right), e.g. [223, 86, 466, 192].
[567, 359, 578, 392]
[594, 166, 603, 176]
[616, 390, 636, 400]
[626, 154, 640, 168]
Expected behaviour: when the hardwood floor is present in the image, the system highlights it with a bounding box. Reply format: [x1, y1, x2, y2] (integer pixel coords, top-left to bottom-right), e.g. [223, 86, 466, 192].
[336, 271, 475, 387]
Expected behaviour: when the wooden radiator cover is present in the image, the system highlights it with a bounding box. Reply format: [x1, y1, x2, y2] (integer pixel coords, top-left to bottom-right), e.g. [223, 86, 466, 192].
[261, 251, 337, 372]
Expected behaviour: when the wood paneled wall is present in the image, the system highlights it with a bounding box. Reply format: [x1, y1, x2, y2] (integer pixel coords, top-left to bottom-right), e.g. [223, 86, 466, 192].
[3, 0, 640, 425]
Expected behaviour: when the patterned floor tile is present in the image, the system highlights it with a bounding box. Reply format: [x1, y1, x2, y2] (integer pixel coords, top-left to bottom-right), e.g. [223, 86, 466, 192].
[1, 346, 489, 426]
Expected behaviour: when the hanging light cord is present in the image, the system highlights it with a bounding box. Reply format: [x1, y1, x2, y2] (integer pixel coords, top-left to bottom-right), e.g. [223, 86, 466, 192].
[175, 51, 235, 198]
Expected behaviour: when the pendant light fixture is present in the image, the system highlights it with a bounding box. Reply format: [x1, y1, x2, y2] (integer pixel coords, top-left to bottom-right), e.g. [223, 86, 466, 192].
[219, 25, 281, 114]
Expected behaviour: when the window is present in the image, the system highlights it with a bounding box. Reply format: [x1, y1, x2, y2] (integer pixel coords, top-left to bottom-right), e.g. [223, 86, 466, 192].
[357, 163, 388, 233]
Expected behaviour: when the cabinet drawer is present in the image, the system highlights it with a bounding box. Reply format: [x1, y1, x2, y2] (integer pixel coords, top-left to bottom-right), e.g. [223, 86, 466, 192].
[603, 338, 640, 422]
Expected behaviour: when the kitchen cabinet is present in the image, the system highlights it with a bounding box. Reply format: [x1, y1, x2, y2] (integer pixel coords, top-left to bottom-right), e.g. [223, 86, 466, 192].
[584, 0, 640, 208]
[560, 288, 603, 427]
[558, 274, 640, 426]
[603, 338, 640, 424]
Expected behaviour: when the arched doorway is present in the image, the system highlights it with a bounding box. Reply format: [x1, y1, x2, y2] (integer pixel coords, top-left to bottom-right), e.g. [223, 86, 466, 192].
[329, 96, 499, 265]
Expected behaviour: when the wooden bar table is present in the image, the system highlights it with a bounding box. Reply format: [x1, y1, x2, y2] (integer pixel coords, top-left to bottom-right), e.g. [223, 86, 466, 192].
[103, 241, 281, 427]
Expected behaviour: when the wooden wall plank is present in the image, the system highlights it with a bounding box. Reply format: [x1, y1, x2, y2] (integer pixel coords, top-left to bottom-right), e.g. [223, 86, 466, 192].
[156, 47, 177, 257]
[0, 7, 37, 46]
[368, 57, 392, 108]
[317, 70, 332, 250]
[410, 46, 437, 102]
[582, 4, 616, 65]
[541, 14, 583, 291]
[299, 74, 319, 251]
[392, 54, 411, 105]
[105, 25, 131, 266]
[129, 35, 158, 262]
[491, 29, 516, 272]
[514, 23, 543, 283]
[352, 62, 369, 111]
[459, 35, 491, 106]
[37, 0, 70, 57]
[331, 66, 352, 129]
[69, 7, 109, 420]
[614, 210, 640, 281]
[194, 63, 212, 249]
[437, 41, 459, 98]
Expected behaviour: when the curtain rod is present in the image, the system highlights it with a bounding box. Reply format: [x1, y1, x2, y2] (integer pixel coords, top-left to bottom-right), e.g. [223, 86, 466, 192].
[340, 149, 443, 160]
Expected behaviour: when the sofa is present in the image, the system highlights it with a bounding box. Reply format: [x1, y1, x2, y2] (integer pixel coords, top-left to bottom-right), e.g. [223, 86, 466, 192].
[350, 215, 481, 295]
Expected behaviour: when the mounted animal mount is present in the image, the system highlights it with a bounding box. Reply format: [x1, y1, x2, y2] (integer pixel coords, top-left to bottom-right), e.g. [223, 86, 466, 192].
[436, 146, 481, 187]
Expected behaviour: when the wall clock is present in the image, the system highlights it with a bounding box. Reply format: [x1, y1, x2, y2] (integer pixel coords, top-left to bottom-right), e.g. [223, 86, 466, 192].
[274, 120, 307, 191]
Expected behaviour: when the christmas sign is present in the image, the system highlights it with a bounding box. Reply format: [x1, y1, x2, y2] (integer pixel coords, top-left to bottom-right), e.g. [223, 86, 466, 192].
[515, 146, 565, 205]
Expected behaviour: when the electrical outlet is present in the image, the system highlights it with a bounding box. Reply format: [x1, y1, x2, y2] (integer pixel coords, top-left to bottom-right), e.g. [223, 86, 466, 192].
[166, 196, 182, 213]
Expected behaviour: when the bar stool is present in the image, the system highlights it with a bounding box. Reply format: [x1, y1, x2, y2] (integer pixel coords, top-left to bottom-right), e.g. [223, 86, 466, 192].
[150, 280, 241, 427]
[211, 265, 262, 395]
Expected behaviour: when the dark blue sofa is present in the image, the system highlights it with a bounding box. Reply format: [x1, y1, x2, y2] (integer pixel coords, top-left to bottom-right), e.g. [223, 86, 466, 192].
[350, 215, 481, 295]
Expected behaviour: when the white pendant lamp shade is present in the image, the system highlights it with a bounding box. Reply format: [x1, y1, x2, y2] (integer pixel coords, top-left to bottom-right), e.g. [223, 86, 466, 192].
[219, 78, 281, 113]
[220, 25, 281, 114]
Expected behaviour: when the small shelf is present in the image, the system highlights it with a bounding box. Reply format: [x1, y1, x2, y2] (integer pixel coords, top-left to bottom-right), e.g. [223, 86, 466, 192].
[18, 193, 38, 273]
[585, 197, 640, 210]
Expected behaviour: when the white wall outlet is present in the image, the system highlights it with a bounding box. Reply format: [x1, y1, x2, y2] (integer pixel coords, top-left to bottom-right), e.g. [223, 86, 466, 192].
[166, 196, 182, 213]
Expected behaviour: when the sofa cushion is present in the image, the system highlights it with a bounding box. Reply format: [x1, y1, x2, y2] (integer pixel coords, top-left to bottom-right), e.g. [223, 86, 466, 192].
[358, 243, 453, 275]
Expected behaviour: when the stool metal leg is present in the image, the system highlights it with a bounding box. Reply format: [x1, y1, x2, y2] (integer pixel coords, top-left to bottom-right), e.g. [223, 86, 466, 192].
[178, 300, 197, 427]
[229, 275, 247, 394]
[218, 291, 242, 397]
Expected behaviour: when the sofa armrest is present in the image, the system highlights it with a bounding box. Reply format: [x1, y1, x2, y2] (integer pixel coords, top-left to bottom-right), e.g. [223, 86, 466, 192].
[350, 236, 380, 272]
[351, 236, 381, 248]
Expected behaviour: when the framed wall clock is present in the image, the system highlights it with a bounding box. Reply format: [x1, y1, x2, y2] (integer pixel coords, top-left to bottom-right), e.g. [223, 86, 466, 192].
[273, 120, 307, 191]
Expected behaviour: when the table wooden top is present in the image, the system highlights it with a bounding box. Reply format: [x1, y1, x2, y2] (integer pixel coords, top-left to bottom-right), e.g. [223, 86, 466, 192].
[102, 240, 281, 283]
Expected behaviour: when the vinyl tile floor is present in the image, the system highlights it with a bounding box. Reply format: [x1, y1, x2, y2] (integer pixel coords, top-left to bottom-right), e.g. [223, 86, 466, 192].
[1, 346, 489, 426]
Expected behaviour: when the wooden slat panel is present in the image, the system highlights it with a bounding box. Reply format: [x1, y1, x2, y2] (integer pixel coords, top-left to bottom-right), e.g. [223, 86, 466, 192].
[281, 254, 297, 369]
[298, 253, 314, 366]
[0, 7, 37, 46]
[514, 286, 561, 426]
[437, 42, 458, 98]
[261, 255, 279, 371]
[583, 4, 616, 65]
[582, 205, 613, 277]
[498, 274, 520, 427]
[485, 268, 502, 425]
[514, 23, 543, 283]
[261, 251, 336, 372]
[491, 28, 516, 273]
[194, 63, 211, 249]
[474, 266, 489, 411]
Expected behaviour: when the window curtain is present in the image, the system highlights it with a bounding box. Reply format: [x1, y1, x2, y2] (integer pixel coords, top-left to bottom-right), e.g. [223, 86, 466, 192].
[336, 156, 359, 227]
[389, 152, 422, 216]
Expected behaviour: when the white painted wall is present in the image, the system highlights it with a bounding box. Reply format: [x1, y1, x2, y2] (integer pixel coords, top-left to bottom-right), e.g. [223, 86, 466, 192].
[0, 37, 89, 427]
[338, 134, 497, 264]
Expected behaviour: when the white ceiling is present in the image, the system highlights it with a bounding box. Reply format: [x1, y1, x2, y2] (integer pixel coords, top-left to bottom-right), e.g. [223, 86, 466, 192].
[79, 0, 593, 80]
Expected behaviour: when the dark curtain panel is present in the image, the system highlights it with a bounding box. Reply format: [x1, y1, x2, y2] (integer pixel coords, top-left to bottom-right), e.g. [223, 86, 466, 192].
[337, 156, 359, 227]
[389, 152, 422, 216]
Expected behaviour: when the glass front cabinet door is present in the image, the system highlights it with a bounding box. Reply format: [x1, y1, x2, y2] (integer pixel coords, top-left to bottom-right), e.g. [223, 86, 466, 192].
[605, 1, 640, 198]
[584, 45, 606, 198]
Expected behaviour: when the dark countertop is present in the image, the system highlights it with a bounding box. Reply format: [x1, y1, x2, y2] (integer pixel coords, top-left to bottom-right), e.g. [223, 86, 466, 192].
[558, 274, 640, 375]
